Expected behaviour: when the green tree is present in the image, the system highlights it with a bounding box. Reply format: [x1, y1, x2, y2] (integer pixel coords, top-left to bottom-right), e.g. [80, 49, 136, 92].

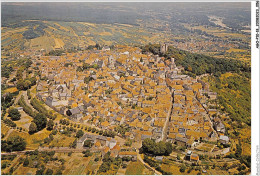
[32, 113, 47, 131]
[165, 142, 173, 155]
[29, 122, 38, 134]
[180, 164, 186, 173]
[16, 80, 25, 90]
[70, 139, 77, 149]
[8, 107, 21, 121]
[47, 120, 54, 131]
[23, 157, 29, 167]
[1, 136, 26, 152]
[76, 130, 84, 138]
[24, 80, 31, 90]
[45, 168, 53, 175]
[84, 140, 94, 148]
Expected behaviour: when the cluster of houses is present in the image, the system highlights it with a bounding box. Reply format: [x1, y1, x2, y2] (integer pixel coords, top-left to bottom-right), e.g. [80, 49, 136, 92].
[77, 133, 137, 160]
[33, 45, 229, 155]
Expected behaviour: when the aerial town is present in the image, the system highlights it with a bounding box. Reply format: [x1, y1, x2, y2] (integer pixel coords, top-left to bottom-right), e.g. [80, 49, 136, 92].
[1, 2, 251, 175]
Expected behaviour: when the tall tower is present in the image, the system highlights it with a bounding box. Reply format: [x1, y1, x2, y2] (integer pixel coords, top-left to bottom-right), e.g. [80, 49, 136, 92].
[160, 43, 169, 54]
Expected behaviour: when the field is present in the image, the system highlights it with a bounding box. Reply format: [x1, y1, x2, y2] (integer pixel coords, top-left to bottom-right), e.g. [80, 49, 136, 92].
[1, 20, 173, 53]
[46, 134, 76, 148]
[125, 161, 145, 175]
[6, 127, 51, 150]
[55, 152, 98, 175]
[195, 143, 215, 152]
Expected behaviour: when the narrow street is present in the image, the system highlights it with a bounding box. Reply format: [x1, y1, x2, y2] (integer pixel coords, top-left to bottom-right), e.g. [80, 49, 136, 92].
[161, 89, 174, 141]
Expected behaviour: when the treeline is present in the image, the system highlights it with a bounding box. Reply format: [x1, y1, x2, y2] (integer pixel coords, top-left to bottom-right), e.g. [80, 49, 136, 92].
[141, 44, 250, 78]
[18, 96, 55, 134]
[59, 119, 116, 138]
[30, 98, 57, 120]
[18, 95, 36, 117]
[3, 118, 17, 128]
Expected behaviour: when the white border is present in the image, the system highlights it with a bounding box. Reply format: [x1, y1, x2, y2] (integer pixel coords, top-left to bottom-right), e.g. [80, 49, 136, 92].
[251, 1, 260, 175]
[1, 1, 259, 175]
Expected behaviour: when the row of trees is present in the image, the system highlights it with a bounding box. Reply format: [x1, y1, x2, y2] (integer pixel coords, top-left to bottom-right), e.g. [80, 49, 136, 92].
[18, 95, 36, 117]
[30, 98, 56, 120]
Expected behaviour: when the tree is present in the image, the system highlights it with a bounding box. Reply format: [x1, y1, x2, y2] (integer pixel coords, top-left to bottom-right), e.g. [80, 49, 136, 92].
[84, 140, 94, 148]
[32, 113, 47, 131]
[70, 139, 77, 149]
[8, 107, 21, 121]
[47, 120, 54, 131]
[180, 164, 186, 173]
[76, 130, 84, 138]
[27, 90, 31, 99]
[29, 122, 37, 134]
[165, 142, 173, 155]
[24, 80, 31, 90]
[83, 149, 92, 157]
[1, 136, 26, 152]
[23, 157, 29, 167]
[141, 138, 171, 156]
[45, 168, 53, 175]
[16, 79, 24, 90]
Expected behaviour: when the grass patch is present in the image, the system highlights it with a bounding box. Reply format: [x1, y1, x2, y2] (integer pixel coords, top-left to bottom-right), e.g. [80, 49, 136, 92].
[125, 161, 145, 175]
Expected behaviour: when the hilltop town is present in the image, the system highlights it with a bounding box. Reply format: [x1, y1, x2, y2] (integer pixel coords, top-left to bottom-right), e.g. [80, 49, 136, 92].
[35, 44, 227, 148]
[2, 43, 249, 175]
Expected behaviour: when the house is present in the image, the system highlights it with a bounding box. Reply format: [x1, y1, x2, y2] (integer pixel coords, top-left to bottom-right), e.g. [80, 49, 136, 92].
[219, 135, 229, 144]
[66, 107, 83, 120]
[110, 144, 120, 157]
[214, 121, 225, 133]
[96, 136, 107, 146]
[118, 151, 137, 161]
[185, 150, 192, 160]
[175, 137, 188, 147]
[16, 107, 23, 111]
[141, 132, 152, 140]
[106, 138, 117, 149]
[45, 96, 59, 107]
[190, 154, 199, 162]
[100, 121, 110, 130]
[102, 46, 110, 51]
[155, 156, 163, 161]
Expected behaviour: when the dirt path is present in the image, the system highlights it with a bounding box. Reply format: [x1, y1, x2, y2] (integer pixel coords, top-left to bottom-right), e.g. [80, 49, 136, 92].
[136, 149, 162, 175]
[14, 91, 23, 105]
[3, 129, 14, 140]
